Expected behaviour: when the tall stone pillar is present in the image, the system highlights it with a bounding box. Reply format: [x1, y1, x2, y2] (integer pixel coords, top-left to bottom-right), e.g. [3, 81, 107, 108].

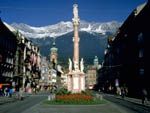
[72, 4, 80, 71]
[74, 25, 79, 64]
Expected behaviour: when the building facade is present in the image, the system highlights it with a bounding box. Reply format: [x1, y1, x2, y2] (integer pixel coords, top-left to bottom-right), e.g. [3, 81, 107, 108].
[0, 18, 41, 93]
[86, 56, 100, 90]
[87, 66, 97, 90]
[99, 1, 150, 97]
[0, 19, 17, 88]
[39, 56, 51, 90]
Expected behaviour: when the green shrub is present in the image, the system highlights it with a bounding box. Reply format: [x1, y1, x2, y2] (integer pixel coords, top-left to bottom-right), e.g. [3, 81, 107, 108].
[55, 89, 72, 95]
[81, 89, 93, 96]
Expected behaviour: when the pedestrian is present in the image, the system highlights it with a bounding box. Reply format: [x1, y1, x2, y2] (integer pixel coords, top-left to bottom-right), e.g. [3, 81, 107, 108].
[19, 88, 24, 100]
[6, 88, 9, 97]
[116, 87, 121, 96]
[98, 89, 101, 93]
[50, 88, 53, 94]
[141, 88, 148, 104]
[124, 87, 128, 96]
[15, 86, 19, 98]
[4, 87, 8, 96]
[102, 87, 105, 93]
[148, 89, 150, 101]
[0, 88, 4, 96]
[9, 88, 13, 97]
[121, 87, 125, 99]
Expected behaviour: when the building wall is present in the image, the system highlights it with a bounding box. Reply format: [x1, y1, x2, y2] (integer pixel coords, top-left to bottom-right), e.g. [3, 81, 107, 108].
[0, 18, 41, 91]
[0, 19, 17, 86]
[100, 2, 150, 97]
[87, 68, 97, 89]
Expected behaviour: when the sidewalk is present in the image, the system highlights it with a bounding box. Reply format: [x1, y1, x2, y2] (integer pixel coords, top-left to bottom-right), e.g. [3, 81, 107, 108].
[106, 94, 150, 107]
[0, 96, 17, 105]
[0, 92, 29, 105]
[0, 91, 48, 105]
[22, 99, 128, 113]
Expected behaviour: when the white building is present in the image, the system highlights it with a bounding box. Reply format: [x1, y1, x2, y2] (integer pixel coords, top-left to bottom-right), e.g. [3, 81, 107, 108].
[39, 56, 51, 90]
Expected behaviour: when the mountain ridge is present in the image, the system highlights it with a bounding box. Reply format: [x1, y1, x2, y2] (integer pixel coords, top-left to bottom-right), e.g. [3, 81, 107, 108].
[29, 31, 111, 65]
[11, 20, 121, 39]
[10, 21, 121, 65]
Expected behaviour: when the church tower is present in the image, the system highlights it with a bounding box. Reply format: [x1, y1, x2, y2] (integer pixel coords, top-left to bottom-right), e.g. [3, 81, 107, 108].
[94, 56, 99, 67]
[50, 41, 58, 65]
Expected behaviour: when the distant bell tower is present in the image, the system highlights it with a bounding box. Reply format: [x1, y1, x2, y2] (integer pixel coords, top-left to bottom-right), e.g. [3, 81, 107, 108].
[50, 41, 58, 64]
[93, 56, 99, 66]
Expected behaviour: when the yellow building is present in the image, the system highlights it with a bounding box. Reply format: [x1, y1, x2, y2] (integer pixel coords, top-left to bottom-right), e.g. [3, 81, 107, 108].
[87, 66, 97, 89]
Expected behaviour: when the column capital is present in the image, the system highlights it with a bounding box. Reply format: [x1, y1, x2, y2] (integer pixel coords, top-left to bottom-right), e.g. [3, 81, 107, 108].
[72, 18, 80, 26]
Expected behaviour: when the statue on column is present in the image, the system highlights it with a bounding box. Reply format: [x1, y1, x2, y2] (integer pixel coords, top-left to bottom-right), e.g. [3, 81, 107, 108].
[74, 60, 79, 71]
[73, 4, 78, 18]
[80, 58, 84, 72]
[68, 58, 72, 72]
[72, 4, 80, 25]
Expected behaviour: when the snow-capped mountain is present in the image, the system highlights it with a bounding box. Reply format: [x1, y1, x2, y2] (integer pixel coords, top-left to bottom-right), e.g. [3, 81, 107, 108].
[10, 20, 121, 64]
[11, 21, 121, 39]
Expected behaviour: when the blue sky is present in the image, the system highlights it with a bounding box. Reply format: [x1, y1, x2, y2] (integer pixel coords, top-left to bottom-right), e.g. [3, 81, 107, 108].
[0, 0, 148, 26]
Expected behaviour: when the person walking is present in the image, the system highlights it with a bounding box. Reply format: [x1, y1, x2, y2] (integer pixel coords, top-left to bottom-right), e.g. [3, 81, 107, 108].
[0, 88, 4, 96]
[147, 89, 150, 101]
[121, 87, 125, 99]
[4, 87, 8, 96]
[116, 86, 121, 96]
[19, 88, 24, 100]
[141, 88, 148, 104]
[9, 88, 13, 97]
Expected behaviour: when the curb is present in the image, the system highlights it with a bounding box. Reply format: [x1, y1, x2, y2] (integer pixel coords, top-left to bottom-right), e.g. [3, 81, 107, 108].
[105, 94, 150, 107]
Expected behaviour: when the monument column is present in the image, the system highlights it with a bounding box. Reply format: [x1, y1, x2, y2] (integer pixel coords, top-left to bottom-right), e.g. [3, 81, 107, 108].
[67, 4, 85, 93]
[74, 25, 79, 63]
[72, 4, 80, 70]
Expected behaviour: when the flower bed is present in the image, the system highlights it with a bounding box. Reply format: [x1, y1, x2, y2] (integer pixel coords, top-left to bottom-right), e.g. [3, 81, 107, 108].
[56, 94, 93, 104]
[44, 89, 106, 105]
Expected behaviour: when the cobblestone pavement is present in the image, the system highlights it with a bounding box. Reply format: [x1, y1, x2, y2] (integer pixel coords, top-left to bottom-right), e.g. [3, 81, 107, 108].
[22, 93, 150, 113]
[0, 96, 17, 105]
[105, 94, 150, 107]
[1, 92, 150, 113]
[22, 100, 128, 113]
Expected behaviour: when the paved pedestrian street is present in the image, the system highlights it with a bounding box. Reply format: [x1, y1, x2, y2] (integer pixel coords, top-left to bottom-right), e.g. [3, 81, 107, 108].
[1, 92, 150, 113]
[22, 101, 127, 113]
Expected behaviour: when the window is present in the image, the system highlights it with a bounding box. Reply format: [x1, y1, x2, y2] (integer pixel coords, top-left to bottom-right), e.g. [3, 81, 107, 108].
[139, 68, 144, 76]
[116, 48, 120, 54]
[139, 49, 144, 58]
[137, 33, 143, 45]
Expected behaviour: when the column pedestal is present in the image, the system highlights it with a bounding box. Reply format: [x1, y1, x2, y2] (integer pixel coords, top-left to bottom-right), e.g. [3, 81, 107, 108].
[68, 71, 85, 93]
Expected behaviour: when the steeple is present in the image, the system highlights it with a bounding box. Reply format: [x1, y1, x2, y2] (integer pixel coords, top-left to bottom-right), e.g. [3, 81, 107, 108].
[94, 56, 99, 66]
[52, 39, 56, 47]
[50, 39, 58, 64]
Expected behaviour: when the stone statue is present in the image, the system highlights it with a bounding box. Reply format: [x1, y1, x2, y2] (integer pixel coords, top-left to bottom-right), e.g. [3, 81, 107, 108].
[69, 58, 72, 72]
[74, 60, 79, 71]
[80, 58, 84, 72]
[73, 4, 78, 18]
